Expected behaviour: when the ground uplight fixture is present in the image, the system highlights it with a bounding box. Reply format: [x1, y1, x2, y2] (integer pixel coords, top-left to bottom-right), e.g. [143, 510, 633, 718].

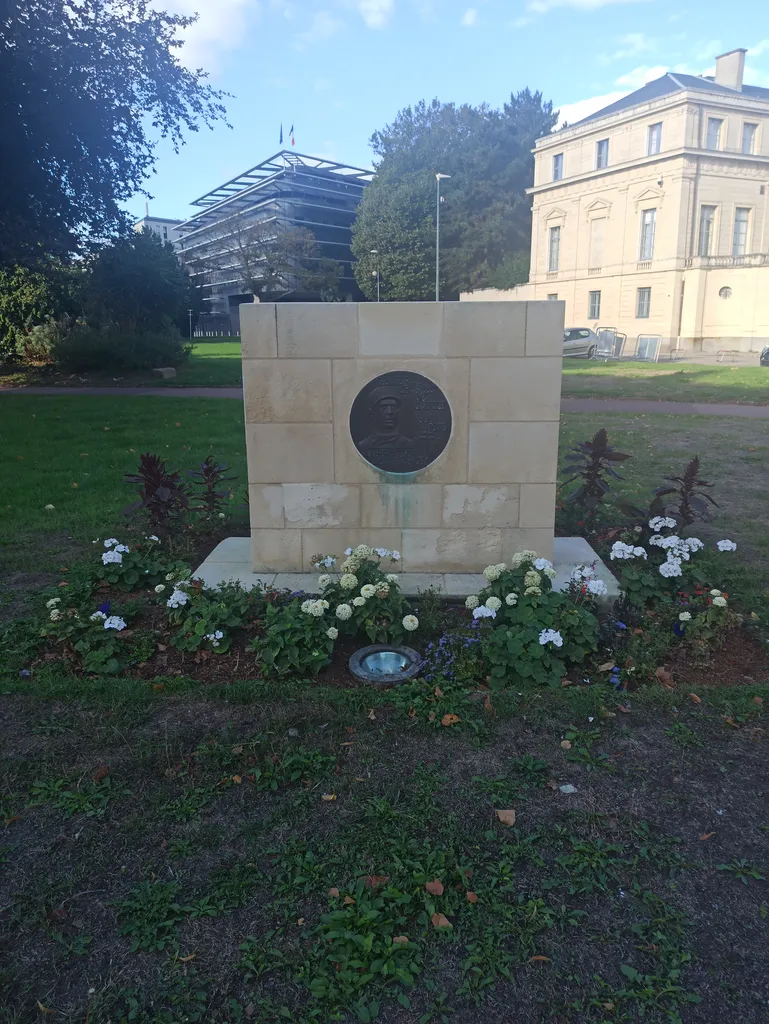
[348, 644, 422, 687]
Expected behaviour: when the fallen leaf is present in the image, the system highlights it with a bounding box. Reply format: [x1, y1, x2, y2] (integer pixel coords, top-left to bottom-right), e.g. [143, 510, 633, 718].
[483, 694, 493, 712]
[392, 934, 409, 944]
[434, 685, 444, 697]
[93, 765, 110, 783]
[368, 708, 376, 721]
[617, 704, 631, 714]
[425, 879, 444, 896]
[752, 696, 764, 706]
[546, 779, 559, 791]
[321, 793, 336, 802]
[407, 708, 416, 719]
[156, 643, 167, 652]
[495, 809, 516, 827]
[428, 711, 436, 723]
[699, 832, 715, 841]
[37, 1001, 56, 1015]
[466, 891, 478, 903]
[655, 666, 675, 689]
[179, 953, 196, 962]
[560, 739, 572, 749]
[354, 777, 365, 782]
[175, 421, 181, 427]
[232, 775, 242, 785]
[529, 955, 551, 963]
[688, 693, 701, 704]
[231, 745, 243, 754]
[724, 717, 739, 728]
[633, 627, 644, 635]
[57, 581, 68, 588]
[431, 912, 452, 929]
[441, 713, 461, 727]
[296, 918, 304, 926]
[598, 661, 616, 672]
[152, 683, 165, 691]
[340, 741, 355, 747]
[328, 887, 340, 897]
[343, 895, 355, 905]
[363, 875, 389, 889]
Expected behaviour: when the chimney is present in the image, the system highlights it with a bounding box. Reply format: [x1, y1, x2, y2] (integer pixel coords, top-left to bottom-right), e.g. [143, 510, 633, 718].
[714, 48, 747, 91]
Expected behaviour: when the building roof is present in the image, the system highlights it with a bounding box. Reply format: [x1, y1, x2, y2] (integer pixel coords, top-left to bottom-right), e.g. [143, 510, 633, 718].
[570, 72, 769, 128]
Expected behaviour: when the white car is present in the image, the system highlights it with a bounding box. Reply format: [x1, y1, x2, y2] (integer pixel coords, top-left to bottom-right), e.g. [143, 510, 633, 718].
[563, 328, 598, 358]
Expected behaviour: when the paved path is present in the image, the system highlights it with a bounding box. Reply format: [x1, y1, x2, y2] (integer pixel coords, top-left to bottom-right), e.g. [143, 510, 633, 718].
[3, 385, 769, 419]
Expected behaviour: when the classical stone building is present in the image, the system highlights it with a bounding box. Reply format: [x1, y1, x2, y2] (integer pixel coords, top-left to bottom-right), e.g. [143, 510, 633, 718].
[464, 48, 769, 354]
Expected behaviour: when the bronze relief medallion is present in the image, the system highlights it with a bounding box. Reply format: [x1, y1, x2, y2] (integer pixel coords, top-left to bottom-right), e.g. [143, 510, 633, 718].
[349, 371, 452, 474]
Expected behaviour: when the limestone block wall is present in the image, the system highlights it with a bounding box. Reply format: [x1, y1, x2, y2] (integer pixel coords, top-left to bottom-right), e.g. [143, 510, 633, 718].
[242, 300, 564, 572]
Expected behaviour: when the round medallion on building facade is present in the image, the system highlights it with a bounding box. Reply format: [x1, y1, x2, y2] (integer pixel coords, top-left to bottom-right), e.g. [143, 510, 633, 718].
[349, 371, 452, 474]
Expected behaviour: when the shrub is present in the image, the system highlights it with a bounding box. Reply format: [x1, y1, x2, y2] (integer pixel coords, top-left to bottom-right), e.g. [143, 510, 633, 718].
[94, 535, 188, 591]
[249, 599, 337, 677]
[42, 596, 136, 674]
[123, 454, 189, 536]
[51, 325, 190, 372]
[164, 580, 263, 655]
[560, 428, 631, 510]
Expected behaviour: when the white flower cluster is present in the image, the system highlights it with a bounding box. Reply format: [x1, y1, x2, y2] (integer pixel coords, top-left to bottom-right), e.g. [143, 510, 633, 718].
[648, 534, 704, 578]
[485, 596, 502, 611]
[154, 584, 165, 594]
[326, 627, 339, 640]
[570, 564, 595, 582]
[376, 582, 390, 598]
[340, 545, 400, 573]
[510, 550, 537, 569]
[339, 573, 358, 591]
[679, 611, 692, 622]
[465, 595, 479, 610]
[586, 578, 608, 596]
[538, 628, 563, 648]
[167, 588, 189, 609]
[204, 629, 224, 647]
[335, 603, 352, 621]
[610, 542, 648, 561]
[301, 599, 329, 617]
[482, 562, 506, 582]
[46, 597, 61, 610]
[102, 549, 123, 566]
[649, 516, 677, 532]
[534, 557, 552, 571]
[717, 539, 737, 552]
[385, 573, 399, 584]
[712, 594, 728, 607]
[352, 596, 366, 607]
[473, 605, 497, 620]
[505, 592, 518, 606]
[361, 584, 377, 599]
[402, 614, 419, 631]
[103, 616, 127, 631]
[317, 574, 332, 589]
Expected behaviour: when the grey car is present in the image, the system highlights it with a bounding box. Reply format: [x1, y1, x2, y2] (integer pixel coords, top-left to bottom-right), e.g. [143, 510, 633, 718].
[563, 327, 598, 358]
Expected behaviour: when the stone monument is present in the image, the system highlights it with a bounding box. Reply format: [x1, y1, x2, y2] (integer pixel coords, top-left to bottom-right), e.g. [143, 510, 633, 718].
[241, 300, 564, 573]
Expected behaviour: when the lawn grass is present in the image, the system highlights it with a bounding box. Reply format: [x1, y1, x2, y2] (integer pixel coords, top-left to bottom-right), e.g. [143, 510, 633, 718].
[562, 360, 769, 405]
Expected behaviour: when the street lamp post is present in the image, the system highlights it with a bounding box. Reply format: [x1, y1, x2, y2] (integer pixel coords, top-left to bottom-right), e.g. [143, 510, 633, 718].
[370, 249, 380, 302]
[188, 308, 193, 340]
[435, 173, 451, 301]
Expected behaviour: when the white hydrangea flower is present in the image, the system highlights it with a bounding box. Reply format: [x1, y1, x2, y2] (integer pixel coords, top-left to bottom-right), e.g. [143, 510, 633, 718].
[534, 558, 553, 571]
[376, 583, 390, 598]
[102, 550, 123, 566]
[524, 586, 542, 596]
[45, 597, 61, 609]
[340, 557, 359, 573]
[386, 573, 399, 584]
[49, 608, 62, 621]
[712, 595, 728, 607]
[335, 603, 352, 620]
[354, 544, 373, 557]
[339, 573, 358, 590]
[402, 614, 419, 631]
[510, 552, 525, 569]
[473, 605, 496, 619]
[465, 595, 479, 610]
[361, 584, 377, 599]
[326, 627, 339, 640]
[310, 600, 328, 617]
[538, 628, 563, 648]
[505, 592, 518, 606]
[587, 579, 608, 596]
[154, 584, 165, 594]
[709, 589, 722, 597]
[717, 539, 737, 552]
[544, 567, 557, 579]
[165, 572, 175, 581]
[352, 596, 366, 607]
[485, 596, 502, 611]
[301, 600, 314, 614]
[103, 538, 119, 548]
[103, 616, 127, 631]
[679, 611, 692, 621]
[523, 570, 541, 587]
[167, 589, 189, 609]
[90, 611, 106, 622]
[317, 574, 331, 589]
[483, 564, 502, 582]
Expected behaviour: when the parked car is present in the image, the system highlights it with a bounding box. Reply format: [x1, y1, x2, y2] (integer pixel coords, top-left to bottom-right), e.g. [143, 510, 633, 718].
[760, 346, 769, 366]
[563, 327, 598, 358]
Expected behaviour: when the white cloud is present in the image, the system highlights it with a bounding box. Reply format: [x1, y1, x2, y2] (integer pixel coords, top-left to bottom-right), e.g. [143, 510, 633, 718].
[294, 8, 346, 49]
[744, 65, 769, 88]
[461, 7, 478, 26]
[528, 0, 647, 13]
[614, 64, 669, 89]
[748, 39, 769, 58]
[599, 32, 653, 62]
[155, 0, 260, 72]
[356, 0, 394, 28]
[555, 90, 626, 127]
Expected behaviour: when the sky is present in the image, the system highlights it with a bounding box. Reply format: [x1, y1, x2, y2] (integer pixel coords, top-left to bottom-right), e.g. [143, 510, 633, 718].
[133, 0, 769, 222]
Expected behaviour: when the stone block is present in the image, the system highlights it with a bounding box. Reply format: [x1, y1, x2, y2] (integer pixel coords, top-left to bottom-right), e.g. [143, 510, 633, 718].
[525, 300, 565, 356]
[361, 483, 443, 528]
[246, 423, 333, 483]
[242, 359, 332, 423]
[277, 303, 358, 358]
[359, 302, 442, 356]
[152, 366, 176, 379]
[248, 484, 285, 529]
[469, 357, 562, 422]
[241, 303, 278, 358]
[332, 358, 469, 484]
[443, 301, 526, 357]
[443, 573, 488, 597]
[519, 483, 557, 528]
[299, 529, 403, 570]
[401, 528, 504, 572]
[282, 484, 360, 528]
[501, 528, 555, 562]
[251, 528, 303, 571]
[468, 422, 559, 484]
[200, 536, 251, 563]
[442, 484, 520, 528]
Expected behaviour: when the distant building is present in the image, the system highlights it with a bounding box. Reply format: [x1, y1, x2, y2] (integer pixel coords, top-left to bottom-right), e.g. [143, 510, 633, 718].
[133, 214, 184, 246]
[175, 151, 373, 332]
[463, 48, 769, 355]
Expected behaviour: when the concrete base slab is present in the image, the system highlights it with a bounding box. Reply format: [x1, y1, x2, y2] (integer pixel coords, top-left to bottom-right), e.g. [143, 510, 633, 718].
[193, 536, 621, 607]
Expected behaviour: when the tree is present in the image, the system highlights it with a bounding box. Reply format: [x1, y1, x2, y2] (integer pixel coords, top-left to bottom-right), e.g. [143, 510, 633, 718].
[0, 261, 82, 358]
[0, 0, 227, 268]
[351, 91, 558, 300]
[84, 229, 190, 332]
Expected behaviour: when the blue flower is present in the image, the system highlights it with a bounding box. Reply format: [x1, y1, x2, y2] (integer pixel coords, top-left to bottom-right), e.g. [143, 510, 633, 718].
[614, 621, 627, 631]
[672, 622, 686, 638]
[19, 668, 31, 679]
[98, 600, 111, 615]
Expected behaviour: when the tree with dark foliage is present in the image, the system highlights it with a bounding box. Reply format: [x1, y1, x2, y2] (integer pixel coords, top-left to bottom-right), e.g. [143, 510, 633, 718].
[0, 0, 227, 268]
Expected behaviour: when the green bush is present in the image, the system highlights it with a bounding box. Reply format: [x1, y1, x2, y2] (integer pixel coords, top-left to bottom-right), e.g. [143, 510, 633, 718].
[52, 325, 190, 372]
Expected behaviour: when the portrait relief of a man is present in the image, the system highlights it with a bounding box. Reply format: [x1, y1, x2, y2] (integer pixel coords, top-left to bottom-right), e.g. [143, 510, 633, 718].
[358, 387, 416, 450]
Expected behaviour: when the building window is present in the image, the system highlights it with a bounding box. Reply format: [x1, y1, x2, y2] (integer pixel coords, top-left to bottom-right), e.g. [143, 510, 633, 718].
[636, 287, 651, 318]
[719, 286, 732, 299]
[698, 205, 717, 256]
[733, 207, 750, 256]
[639, 208, 656, 261]
[162, 226, 168, 240]
[742, 122, 757, 155]
[588, 290, 601, 320]
[647, 122, 662, 156]
[547, 225, 561, 272]
[589, 217, 606, 269]
[706, 117, 723, 151]
[547, 293, 559, 300]
[552, 153, 564, 181]
[595, 139, 609, 169]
